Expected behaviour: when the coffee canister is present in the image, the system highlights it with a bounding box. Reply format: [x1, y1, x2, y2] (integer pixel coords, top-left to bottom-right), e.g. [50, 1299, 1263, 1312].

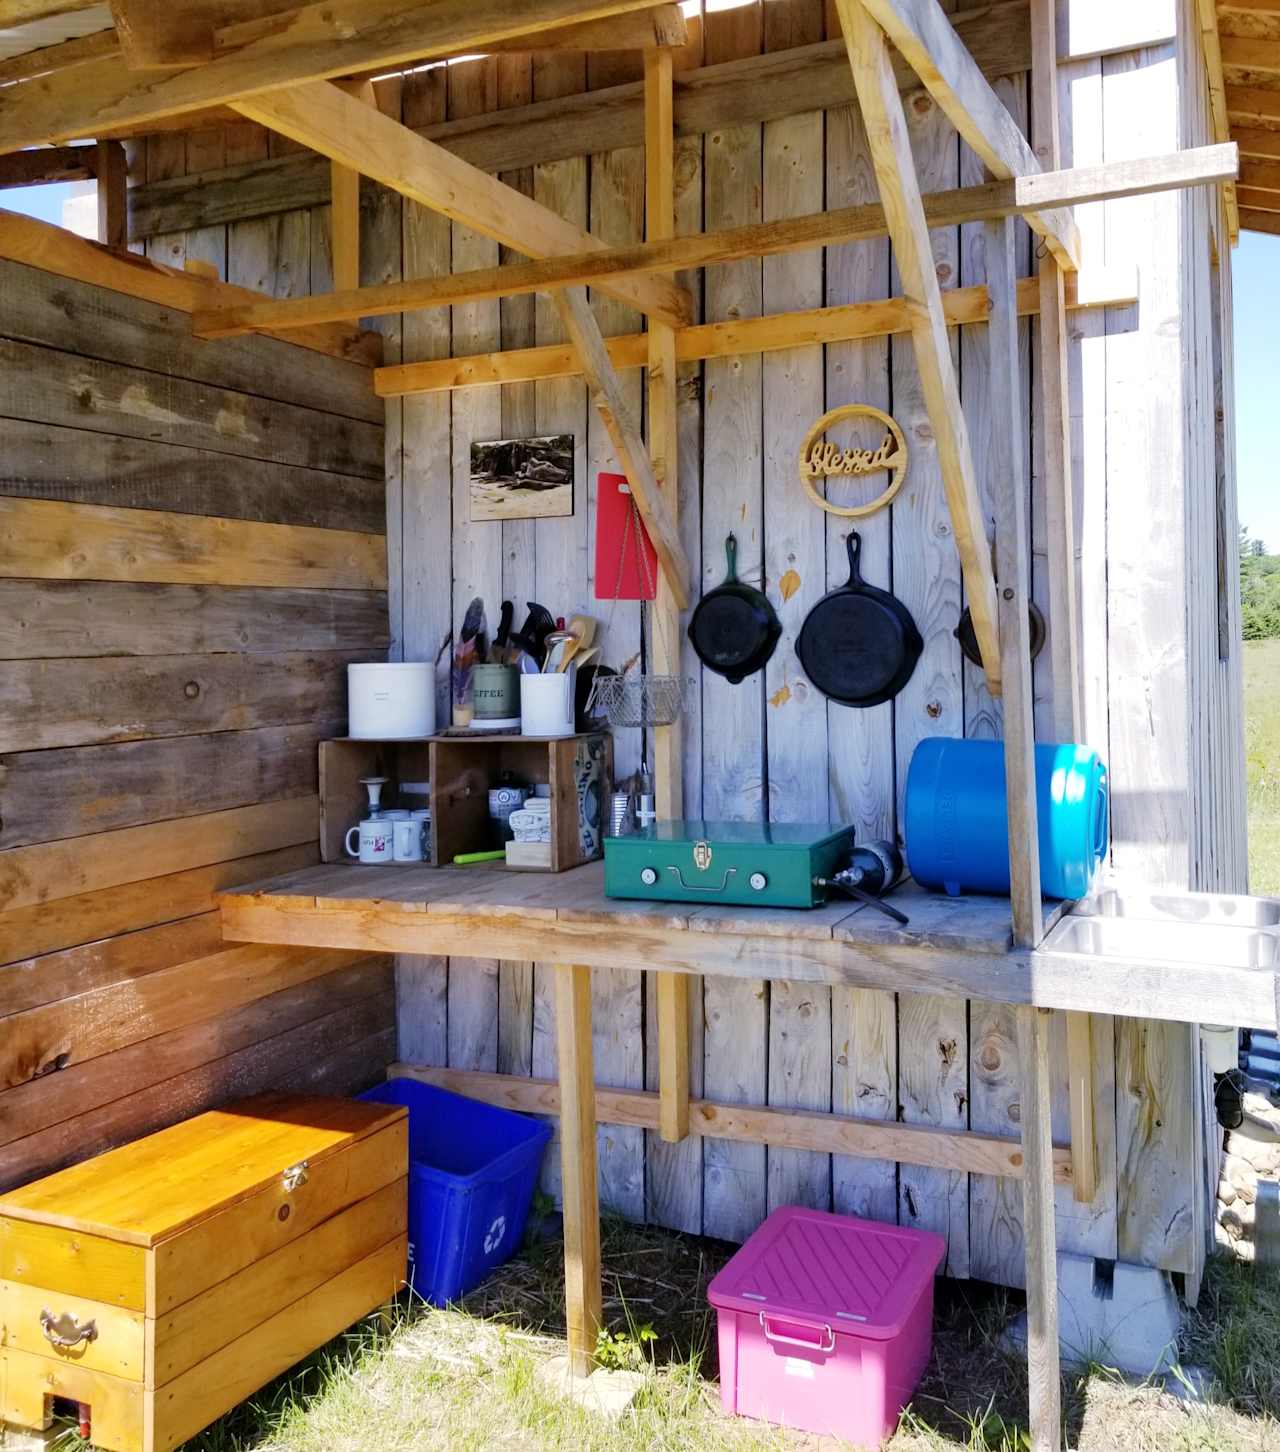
[472, 663, 520, 726]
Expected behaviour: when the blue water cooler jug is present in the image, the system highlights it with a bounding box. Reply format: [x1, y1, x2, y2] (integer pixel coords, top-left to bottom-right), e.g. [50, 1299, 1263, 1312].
[904, 738, 1109, 901]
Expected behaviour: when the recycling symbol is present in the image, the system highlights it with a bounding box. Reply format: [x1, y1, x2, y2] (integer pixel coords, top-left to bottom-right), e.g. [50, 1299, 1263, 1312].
[483, 1215, 507, 1255]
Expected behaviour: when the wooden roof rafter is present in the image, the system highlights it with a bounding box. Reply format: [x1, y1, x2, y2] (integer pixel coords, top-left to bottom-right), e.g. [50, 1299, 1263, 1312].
[0, 0, 693, 153]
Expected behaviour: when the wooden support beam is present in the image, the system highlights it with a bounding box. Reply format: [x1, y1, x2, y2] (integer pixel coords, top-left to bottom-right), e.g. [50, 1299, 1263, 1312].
[374, 271, 1137, 398]
[856, 0, 1080, 268]
[95, 139, 128, 250]
[0, 31, 118, 88]
[552, 285, 691, 608]
[476, 4, 688, 53]
[1196, 0, 1240, 241]
[326, 80, 377, 296]
[1031, 0, 1097, 1209]
[987, 216, 1042, 951]
[229, 81, 689, 327]
[390, 1063, 1078, 1182]
[0, 145, 97, 188]
[109, 0, 215, 69]
[554, 963, 602, 1379]
[645, 46, 690, 1146]
[0, 205, 380, 366]
[1017, 1005, 1063, 1452]
[837, 0, 1002, 694]
[128, 3, 1034, 241]
[0, 0, 677, 155]
[191, 145, 1229, 339]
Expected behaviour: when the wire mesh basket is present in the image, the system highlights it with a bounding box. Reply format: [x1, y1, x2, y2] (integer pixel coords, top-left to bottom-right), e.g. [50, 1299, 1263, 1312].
[587, 671, 685, 729]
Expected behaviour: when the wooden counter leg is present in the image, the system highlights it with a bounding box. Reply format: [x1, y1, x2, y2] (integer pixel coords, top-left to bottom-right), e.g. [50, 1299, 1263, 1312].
[1065, 1012, 1098, 1203]
[1018, 1004, 1063, 1452]
[656, 973, 691, 1142]
[554, 962, 602, 1378]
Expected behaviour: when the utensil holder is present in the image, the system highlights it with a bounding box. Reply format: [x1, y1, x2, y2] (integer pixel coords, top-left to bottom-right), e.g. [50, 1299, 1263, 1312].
[520, 672, 575, 737]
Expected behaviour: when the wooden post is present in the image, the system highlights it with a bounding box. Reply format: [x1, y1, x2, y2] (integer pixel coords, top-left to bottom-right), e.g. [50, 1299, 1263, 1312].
[835, 0, 1003, 696]
[1017, 1004, 1063, 1452]
[554, 962, 602, 1377]
[95, 140, 127, 249]
[1030, 0, 1098, 1208]
[330, 162, 360, 292]
[986, 215, 1042, 951]
[645, 46, 691, 1145]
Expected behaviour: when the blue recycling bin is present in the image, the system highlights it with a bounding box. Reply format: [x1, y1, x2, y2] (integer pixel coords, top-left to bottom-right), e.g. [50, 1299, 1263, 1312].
[360, 1078, 552, 1305]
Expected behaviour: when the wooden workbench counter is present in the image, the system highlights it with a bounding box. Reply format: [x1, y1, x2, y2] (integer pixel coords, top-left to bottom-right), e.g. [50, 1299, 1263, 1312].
[216, 860, 1280, 1031]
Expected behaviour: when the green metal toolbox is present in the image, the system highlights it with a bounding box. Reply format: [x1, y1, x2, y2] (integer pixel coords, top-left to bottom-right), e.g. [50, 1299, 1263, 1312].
[603, 820, 854, 909]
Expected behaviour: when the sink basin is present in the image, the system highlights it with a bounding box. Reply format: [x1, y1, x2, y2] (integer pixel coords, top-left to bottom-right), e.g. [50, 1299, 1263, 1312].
[1082, 888, 1280, 928]
[1049, 913, 1278, 969]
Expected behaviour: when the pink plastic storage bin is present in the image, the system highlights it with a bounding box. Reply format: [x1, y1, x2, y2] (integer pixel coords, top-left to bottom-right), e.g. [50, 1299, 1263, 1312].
[707, 1206, 946, 1449]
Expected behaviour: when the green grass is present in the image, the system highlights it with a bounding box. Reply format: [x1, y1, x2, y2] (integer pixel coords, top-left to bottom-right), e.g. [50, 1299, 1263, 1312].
[44, 1219, 1279, 1452]
[1245, 638, 1280, 895]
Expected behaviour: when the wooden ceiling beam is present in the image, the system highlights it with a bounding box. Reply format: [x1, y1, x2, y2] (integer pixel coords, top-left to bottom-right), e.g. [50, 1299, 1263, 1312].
[1236, 125, 1280, 158]
[552, 285, 690, 609]
[1241, 206, 1280, 233]
[1237, 184, 1280, 209]
[0, 0, 678, 154]
[127, 1, 1032, 242]
[1227, 84, 1280, 122]
[109, 0, 216, 68]
[856, 0, 1080, 269]
[1221, 35, 1280, 76]
[229, 80, 690, 326]
[836, 0, 1002, 693]
[1241, 156, 1280, 190]
[1, 0, 100, 20]
[475, 4, 687, 52]
[0, 29, 116, 87]
[0, 143, 96, 188]
[190, 143, 1234, 338]
[373, 269, 1139, 399]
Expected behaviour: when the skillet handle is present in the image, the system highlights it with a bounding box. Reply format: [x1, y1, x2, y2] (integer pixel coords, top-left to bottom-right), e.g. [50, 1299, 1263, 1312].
[723, 532, 738, 583]
[844, 530, 864, 586]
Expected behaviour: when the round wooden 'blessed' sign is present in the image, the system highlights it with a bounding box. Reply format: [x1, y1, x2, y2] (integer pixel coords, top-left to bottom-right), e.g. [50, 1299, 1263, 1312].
[797, 402, 909, 519]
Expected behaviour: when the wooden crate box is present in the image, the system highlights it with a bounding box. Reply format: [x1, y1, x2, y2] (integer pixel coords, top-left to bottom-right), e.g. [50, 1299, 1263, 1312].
[0, 1094, 407, 1452]
[321, 733, 611, 872]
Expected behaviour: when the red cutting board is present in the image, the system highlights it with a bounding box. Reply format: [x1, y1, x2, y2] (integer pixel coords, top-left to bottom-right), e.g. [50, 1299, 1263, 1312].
[594, 472, 658, 601]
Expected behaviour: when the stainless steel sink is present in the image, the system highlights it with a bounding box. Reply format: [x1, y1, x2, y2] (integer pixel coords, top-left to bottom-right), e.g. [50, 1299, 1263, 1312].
[1050, 912, 1278, 969]
[1081, 888, 1280, 928]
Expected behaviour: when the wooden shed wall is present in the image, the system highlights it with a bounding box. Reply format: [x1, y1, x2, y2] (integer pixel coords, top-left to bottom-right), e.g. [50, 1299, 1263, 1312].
[82, 0, 1245, 1291]
[0, 259, 393, 1193]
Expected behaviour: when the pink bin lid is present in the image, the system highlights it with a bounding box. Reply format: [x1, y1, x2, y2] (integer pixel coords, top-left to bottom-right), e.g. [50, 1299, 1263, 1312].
[707, 1206, 946, 1343]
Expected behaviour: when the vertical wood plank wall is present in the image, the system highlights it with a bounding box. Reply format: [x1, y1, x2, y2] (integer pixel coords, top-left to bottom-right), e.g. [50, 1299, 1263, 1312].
[104, 0, 1246, 1288]
[0, 256, 393, 1194]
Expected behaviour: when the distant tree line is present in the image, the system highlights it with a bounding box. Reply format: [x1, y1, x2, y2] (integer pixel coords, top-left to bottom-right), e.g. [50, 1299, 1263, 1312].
[1241, 526, 1280, 640]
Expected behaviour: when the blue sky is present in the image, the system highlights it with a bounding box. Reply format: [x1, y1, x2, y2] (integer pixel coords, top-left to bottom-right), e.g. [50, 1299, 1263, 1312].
[6, 182, 1277, 553]
[1235, 230, 1280, 556]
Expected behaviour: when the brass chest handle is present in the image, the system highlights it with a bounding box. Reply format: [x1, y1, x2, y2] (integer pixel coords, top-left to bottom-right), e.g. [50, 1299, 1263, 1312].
[40, 1309, 97, 1348]
[282, 1161, 310, 1192]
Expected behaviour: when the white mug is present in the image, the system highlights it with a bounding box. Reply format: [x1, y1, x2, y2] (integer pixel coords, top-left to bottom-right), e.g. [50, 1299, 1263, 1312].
[393, 817, 425, 863]
[345, 818, 393, 864]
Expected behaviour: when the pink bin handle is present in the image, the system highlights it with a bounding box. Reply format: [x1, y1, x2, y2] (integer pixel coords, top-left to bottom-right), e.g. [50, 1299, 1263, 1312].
[758, 1311, 835, 1355]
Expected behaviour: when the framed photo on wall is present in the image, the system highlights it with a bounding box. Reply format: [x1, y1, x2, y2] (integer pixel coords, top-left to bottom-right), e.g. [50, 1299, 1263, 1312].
[469, 433, 575, 521]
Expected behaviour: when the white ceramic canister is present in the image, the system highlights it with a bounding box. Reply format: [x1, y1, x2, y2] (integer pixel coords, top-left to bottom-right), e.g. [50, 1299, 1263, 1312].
[345, 818, 393, 864]
[519, 673, 575, 737]
[348, 662, 435, 739]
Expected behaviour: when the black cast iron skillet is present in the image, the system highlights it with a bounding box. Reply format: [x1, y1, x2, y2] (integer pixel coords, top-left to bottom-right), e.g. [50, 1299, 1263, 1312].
[954, 601, 1046, 670]
[796, 531, 923, 707]
[687, 533, 782, 685]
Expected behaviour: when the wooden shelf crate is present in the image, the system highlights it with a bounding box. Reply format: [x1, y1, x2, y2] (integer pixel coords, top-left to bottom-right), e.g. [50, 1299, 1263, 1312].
[320, 733, 611, 872]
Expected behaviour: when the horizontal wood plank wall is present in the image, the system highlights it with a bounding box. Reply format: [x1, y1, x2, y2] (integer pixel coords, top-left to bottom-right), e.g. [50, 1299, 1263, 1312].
[0, 252, 391, 1195]
[120, 0, 1231, 1287]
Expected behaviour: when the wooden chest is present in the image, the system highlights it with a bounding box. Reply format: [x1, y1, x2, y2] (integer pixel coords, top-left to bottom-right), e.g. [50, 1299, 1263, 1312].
[0, 1093, 407, 1452]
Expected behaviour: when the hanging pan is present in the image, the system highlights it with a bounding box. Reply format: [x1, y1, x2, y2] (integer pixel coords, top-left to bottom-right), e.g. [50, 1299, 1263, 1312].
[954, 601, 1046, 670]
[687, 533, 782, 685]
[796, 531, 922, 708]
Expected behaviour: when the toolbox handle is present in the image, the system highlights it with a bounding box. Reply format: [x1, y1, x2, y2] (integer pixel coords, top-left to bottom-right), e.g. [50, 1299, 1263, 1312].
[665, 865, 738, 893]
[758, 1311, 836, 1355]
